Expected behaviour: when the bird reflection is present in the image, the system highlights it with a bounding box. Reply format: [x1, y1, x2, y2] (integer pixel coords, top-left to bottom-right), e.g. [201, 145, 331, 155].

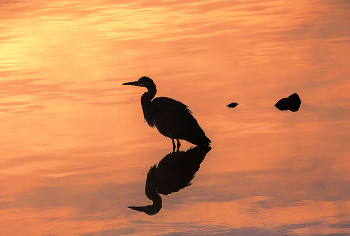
[275, 93, 301, 112]
[128, 146, 211, 215]
[123, 76, 211, 152]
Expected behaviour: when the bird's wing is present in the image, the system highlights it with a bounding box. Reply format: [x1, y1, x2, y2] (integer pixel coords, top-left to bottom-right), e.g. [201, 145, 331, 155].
[151, 97, 203, 140]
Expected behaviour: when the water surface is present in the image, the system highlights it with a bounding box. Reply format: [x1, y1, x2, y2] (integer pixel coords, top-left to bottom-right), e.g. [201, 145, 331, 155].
[0, 0, 349, 235]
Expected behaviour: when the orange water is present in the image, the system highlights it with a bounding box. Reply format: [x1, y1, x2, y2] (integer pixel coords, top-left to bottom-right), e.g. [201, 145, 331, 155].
[0, 1, 349, 235]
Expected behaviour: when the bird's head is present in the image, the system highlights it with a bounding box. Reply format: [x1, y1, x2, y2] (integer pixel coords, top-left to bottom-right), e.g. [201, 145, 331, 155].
[122, 76, 154, 88]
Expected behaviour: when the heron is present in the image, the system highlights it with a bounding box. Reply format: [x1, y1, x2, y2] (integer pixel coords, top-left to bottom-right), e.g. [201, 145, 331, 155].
[123, 76, 211, 151]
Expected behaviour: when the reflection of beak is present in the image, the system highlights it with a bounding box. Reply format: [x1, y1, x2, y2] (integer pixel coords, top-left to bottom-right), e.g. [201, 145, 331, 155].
[128, 204, 162, 216]
[122, 81, 142, 86]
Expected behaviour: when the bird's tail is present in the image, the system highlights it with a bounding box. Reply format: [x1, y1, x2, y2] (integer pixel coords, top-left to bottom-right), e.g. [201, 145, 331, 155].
[200, 135, 211, 146]
[196, 126, 211, 146]
[185, 134, 211, 147]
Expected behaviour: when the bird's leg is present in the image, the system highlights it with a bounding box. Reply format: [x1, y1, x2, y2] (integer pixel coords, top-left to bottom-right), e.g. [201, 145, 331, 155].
[176, 139, 181, 152]
[172, 139, 176, 152]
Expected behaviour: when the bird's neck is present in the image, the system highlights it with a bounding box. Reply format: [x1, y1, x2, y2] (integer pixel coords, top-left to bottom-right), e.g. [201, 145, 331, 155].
[145, 183, 162, 207]
[145, 165, 162, 204]
[141, 86, 157, 127]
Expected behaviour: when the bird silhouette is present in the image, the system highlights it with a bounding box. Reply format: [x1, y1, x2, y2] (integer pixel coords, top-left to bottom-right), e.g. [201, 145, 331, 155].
[128, 146, 211, 215]
[123, 76, 211, 151]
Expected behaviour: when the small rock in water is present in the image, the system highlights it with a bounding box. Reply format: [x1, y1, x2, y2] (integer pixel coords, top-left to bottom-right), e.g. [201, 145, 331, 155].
[227, 103, 238, 108]
[275, 93, 301, 112]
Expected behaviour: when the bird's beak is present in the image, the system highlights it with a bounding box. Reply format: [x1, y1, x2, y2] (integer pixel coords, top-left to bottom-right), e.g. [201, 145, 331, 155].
[122, 81, 143, 87]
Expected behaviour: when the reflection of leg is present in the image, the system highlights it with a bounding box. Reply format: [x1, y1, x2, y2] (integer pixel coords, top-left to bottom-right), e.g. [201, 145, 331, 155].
[176, 139, 181, 152]
[172, 139, 176, 152]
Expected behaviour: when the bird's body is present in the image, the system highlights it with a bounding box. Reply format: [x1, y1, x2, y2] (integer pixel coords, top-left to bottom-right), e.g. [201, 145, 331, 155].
[123, 76, 210, 151]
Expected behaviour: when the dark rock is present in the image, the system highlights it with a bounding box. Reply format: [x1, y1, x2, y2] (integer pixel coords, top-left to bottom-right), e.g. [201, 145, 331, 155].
[227, 102, 238, 108]
[275, 93, 301, 112]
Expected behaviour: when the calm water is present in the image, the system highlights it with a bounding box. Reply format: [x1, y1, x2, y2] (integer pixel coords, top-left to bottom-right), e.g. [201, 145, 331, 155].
[1, 1, 350, 235]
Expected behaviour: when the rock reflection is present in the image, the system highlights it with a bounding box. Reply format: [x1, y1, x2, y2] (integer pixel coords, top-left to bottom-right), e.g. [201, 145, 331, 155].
[275, 93, 301, 112]
[129, 146, 211, 215]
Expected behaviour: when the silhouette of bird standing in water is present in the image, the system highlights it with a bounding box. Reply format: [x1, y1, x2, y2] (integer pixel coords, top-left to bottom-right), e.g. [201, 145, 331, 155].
[123, 76, 211, 151]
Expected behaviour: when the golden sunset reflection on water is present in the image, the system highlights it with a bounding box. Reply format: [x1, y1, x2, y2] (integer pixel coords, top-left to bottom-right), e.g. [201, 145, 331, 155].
[0, 0, 350, 235]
